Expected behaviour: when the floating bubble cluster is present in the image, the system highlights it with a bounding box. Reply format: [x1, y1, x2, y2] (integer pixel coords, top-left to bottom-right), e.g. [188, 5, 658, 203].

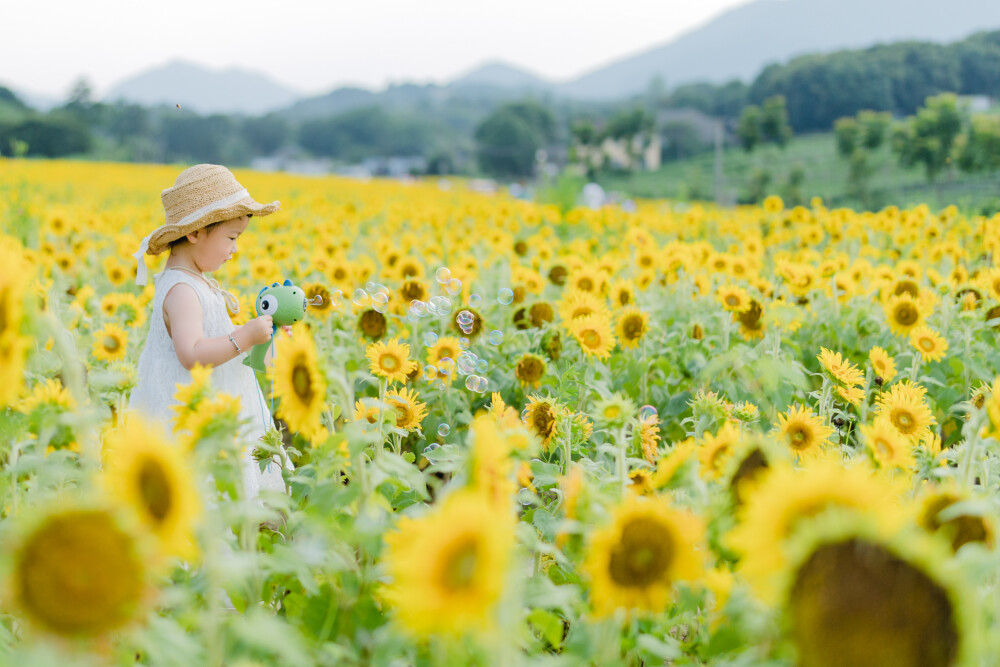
[463, 375, 489, 392]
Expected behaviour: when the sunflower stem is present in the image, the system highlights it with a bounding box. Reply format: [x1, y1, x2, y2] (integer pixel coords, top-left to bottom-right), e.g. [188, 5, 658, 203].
[908, 351, 922, 383]
[617, 423, 629, 496]
[375, 378, 387, 461]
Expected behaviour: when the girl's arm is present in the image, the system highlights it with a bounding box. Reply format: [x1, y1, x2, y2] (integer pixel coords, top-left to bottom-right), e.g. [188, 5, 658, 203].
[164, 283, 272, 370]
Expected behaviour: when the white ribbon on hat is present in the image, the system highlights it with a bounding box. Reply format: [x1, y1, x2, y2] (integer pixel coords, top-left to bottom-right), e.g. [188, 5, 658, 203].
[133, 233, 152, 286]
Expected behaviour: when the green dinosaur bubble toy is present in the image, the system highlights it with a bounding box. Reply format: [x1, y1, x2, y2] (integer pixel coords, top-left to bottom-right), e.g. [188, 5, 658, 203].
[243, 279, 322, 372]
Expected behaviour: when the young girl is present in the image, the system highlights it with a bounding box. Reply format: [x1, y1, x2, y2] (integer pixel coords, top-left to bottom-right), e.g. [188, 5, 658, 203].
[129, 164, 288, 499]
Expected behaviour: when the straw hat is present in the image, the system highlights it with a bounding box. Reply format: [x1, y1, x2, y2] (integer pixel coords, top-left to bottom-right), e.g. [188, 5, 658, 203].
[144, 164, 280, 255]
[132, 164, 280, 285]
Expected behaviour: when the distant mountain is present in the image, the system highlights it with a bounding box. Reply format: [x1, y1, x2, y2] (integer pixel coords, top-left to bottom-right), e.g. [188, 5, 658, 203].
[558, 0, 1000, 99]
[0, 83, 59, 111]
[448, 61, 552, 91]
[103, 60, 302, 115]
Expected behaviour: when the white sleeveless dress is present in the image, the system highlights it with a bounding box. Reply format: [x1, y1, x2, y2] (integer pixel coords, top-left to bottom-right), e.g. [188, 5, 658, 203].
[129, 268, 287, 499]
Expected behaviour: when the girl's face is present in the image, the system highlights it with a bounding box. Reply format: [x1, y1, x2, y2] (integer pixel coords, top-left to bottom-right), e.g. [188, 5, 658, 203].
[188, 215, 250, 272]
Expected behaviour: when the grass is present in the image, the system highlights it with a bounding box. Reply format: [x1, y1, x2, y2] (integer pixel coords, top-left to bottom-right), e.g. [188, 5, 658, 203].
[591, 132, 1000, 214]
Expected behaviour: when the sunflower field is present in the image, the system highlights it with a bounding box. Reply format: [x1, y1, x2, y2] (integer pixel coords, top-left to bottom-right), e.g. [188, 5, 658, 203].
[3, 158, 1000, 666]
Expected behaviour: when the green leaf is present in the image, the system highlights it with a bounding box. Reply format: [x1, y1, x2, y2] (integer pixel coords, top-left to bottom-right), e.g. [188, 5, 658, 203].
[527, 608, 565, 649]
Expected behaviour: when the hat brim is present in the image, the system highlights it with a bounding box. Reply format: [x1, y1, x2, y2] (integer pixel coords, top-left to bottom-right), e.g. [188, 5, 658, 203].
[147, 197, 280, 255]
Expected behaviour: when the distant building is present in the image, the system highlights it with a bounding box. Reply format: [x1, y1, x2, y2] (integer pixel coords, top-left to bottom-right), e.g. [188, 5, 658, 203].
[959, 95, 996, 114]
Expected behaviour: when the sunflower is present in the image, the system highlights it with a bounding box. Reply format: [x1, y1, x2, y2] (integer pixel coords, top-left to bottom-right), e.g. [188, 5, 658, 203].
[582, 495, 705, 617]
[917, 486, 995, 553]
[616, 307, 649, 349]
[909, 325, 948, 363]
[303, 282, 334, 318]
[777, 405, 833, 458]
[347, 396, 380, 429]
[358, 308, 387, 340]
[92, 323, 129, 362]
[717, 284, 751, 314]
[273, 333, 327, 440]
[385, 387, 428, 432]
[593, 393, 637, 428]
[699, 421, 741, 480]
[427, 336, 462, 366]
[557, 289, 607, 322]
[524, 395, 560, 450]
[514, 353, 547, 388]
[528, 301, 555, 327]
[883, 293, 926, 336]
[366, 338, 417, 384]
[727, 461, 908, 602]
[568, 265, 605, 294]
[734, 299, 766, 339]
[637, 415, 662, 464]
[11, 506, 148, 637]
[859, 417, 914, 470]
[398, 278, 428, 306]
[568, 313, 616, 360]
[608, 279, 636, 308]
[816, 348, 864, 388]
[17, 378, 76, 413]
[874, 381, 936, 445]
[869, 346, 897, 383]
[102, 417, 202, 559]
[783, 513, 966, 667]
[382, 490, 514, 637]
[651, 439, 697, 489]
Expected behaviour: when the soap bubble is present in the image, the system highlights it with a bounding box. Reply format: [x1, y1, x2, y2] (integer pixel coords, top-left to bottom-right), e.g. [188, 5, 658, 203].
[475, 376, 489, 392]
[521, 408, 530, 421]
[330, 289, 344, 308]
[437, 423, 451, 437]
[465, 375, 479, 391]
[497, 288, 514, 305]
[457, 310, 474, 326]
[435, 267, 451, 284]
[457, 353, 477, 375]
[422, 364, 438, 381]
[365, 281, 376, 293]
[468, 293, 483, 308]
[438, 357, 455, 375]
[446, 278, 462, 295]
[409, 300, 427, 317]
[458, 337, 470, 351]
[430, 295, 452, 316]
[488, 330, 504, 345]
[639, 405, 658, 421]
[372, 283, 390, 299]
[351, 288, 369, 307]
[371, 291, 388, 313]
[423, 331, 439, 347]
[425, 442, 440, 453]
[475, 359, 489, 373]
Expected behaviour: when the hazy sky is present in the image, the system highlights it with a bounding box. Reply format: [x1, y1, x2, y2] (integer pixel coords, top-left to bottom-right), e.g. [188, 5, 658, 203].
[2, 0, 751, 99]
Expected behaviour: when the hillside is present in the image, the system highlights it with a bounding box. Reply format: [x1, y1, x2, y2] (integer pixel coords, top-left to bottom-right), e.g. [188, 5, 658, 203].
[104, 60, 301, 115]
[558, 0, 1000, 99]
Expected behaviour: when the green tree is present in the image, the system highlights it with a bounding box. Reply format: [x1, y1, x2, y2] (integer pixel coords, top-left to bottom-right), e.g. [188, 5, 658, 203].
[474, 102, 556, 178]
[857, 110, 891, 150]
[892, 93, 965, 182]
[737, 105, 761, 152]
[760, 95, 793, 147]
[834, 117, 861, 158]
[957, 115, 1000, 173]
[242, 114, 290, 156]
[661, 120, 708, 162]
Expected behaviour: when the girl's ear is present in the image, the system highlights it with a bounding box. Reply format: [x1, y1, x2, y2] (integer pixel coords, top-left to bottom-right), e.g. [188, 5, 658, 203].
[185, 229, 202, 244]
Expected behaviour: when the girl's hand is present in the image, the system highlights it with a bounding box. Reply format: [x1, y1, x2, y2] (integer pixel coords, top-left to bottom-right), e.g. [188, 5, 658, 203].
[242, 315, 274, 346]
